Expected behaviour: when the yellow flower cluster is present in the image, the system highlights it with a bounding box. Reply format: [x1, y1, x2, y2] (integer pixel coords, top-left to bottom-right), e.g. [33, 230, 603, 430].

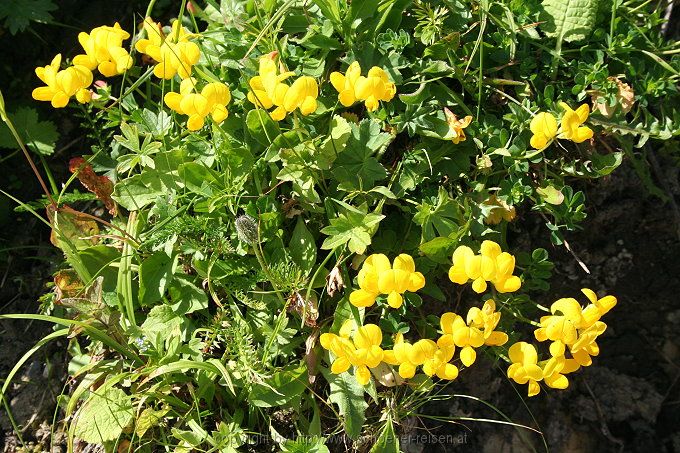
[448, 241, 522, 294]
[247, 53, 319, 121]
[330, 62, 396, 112]
[530, 103, 594, 150]
[32, 55, 93, 108]
[349, 254, 425, 309]
[164, 78, 231, 131]
[32, 22, 136, 108]
[73, 23, 133, 77]
[508, 288, 617, 396]
[383, 333, 458, 381]
[322, 300, 509, 386]
[135, 17, 201, 80]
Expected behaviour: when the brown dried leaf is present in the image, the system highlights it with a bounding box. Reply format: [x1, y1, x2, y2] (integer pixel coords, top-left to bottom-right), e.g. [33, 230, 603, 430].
[325, 266, 345, 298]
[591, 77, 635, 118]
[69, 157, 116, 215]
[48, 205, 99, 250]
[305, 329, 319, 385]
[54, 269, 84, 303]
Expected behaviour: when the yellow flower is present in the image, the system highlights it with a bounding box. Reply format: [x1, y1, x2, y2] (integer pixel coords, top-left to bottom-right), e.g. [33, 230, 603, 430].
[164, 78, 231, 131]
[558, 102, 593, 143]
[422, 336, 459, 380]
[540, 355, 578, 390]
[330, 61, 362, 107]
[73, 23, 133, 77]
[529, 112, 558, 150]
[440, 312, 484, 367]
[507, 342, 543, 397]
[569, 321, 607, 366]
[283, 76, 319, 116]
[444, 108, 473, 144]
[383, 333, 418, 379]
[534, 289, 615, 374]
[135, 17, 200, 79]
[447, 241, 521, 294]
[246, 53, 298, 121]
[349, 254, 425, 308]
[534, 298, 585, 346]
[32, 54, 93, 108]
[320, 321, 385, 385]
[579, 288, 617, 328]
[354, 66, 396, 112]
[466, 299, 509, 346]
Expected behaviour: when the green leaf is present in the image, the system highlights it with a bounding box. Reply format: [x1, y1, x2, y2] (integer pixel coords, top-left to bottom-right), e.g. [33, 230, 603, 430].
[112, 170, 179, 211]
[289, 218, 317, 276]
[168, 275, 209, 314]
[0, 0, 57, 34]
[131, 109, 172, 137]
[321, 203, 384, 254]
[333, 120, 392, 190]
[246, 109, 281, 147]
[73, 386, 134, 444]
[350, 0, 379, 21]
[590, 151, 623, 176]
[141, 305, 183, 339]
[413, 187, 461, 242]
[138, 251, 174, 306]
[323, 369, 367, 440]
[249, 364, 308, 407]
[0, 107, 58, 155]
[418, 236, 456, 262]
[370, 418, 399, 453]
[540, 0, 599, 43]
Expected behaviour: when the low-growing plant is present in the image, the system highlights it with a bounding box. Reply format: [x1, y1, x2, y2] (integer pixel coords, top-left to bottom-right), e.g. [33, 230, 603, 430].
[1, 0, 679, 451]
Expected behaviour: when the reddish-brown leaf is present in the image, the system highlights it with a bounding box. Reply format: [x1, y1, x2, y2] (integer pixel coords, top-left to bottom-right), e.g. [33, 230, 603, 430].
[69, 157, 116, 215]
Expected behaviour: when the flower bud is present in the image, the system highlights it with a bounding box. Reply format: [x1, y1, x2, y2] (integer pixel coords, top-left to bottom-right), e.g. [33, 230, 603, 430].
[235, 214, 258, 245]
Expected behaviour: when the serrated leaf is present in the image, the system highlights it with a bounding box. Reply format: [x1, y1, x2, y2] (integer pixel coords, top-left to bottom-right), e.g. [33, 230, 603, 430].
[333, 120, 392, 190]
[141, 305, 183, 339]
[323, 369, 367, 440]
[0, 107, 58, 155]
[539, 0, 599, 43]
[73, 386, 134, 444]
[321, 205, 384, 254]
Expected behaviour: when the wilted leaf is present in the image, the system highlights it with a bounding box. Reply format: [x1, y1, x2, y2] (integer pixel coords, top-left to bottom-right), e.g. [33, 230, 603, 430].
[537, 185, 565, 205]
[69, 157, 116, 215]
[49, 206, 99, 251]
